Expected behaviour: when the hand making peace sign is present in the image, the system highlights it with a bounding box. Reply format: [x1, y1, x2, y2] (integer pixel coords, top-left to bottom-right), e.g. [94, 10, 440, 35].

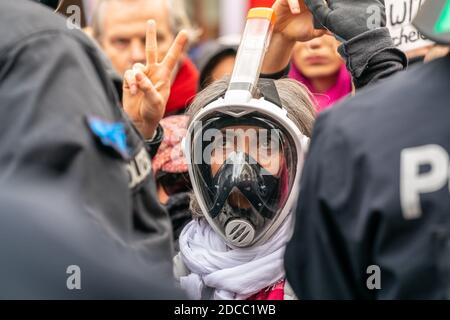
[123, 20, 189, 140]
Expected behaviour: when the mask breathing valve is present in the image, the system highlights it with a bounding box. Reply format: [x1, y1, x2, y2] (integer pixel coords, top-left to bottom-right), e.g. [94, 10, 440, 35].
[225, 219, 256, 247]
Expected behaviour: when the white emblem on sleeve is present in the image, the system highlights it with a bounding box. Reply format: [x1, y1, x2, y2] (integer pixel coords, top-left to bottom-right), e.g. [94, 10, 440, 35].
[400, 144, 449, 219]
[126, 147, 152, 189]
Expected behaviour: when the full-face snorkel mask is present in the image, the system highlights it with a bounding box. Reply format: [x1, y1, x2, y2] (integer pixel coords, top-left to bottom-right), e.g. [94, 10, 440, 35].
[184, 8, 309, 248]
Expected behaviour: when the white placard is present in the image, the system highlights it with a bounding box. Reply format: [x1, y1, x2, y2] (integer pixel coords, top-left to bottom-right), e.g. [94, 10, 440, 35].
[386, 0, 434, 52]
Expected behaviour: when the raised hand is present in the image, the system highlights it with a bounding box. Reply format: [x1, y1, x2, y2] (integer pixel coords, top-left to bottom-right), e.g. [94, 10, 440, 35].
[273, 0, 327, 42]
[305, 0, 386, 41]
[123, 20, 188, 139]
[262, 0, 326, 74]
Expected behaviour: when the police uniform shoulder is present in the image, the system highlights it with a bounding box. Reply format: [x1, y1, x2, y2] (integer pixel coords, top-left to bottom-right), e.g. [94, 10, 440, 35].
[0, 1, 92, 55]
[317, 56, 450, 146]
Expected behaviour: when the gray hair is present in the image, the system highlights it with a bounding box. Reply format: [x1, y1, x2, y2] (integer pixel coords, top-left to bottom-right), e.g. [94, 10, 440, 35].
[91, 0, 198, 43]
[187, 77, 316, 137]
[187, 77, 317, 218]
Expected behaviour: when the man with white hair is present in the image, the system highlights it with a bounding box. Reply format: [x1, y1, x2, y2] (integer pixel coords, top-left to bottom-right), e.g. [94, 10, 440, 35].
[92, 0, 199, 115]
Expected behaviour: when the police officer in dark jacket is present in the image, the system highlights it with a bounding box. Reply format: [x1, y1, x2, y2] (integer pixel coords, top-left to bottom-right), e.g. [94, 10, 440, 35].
[0, 0, 185, 298]
[285, 0, 450, 299]
[0, 181, 186, 299]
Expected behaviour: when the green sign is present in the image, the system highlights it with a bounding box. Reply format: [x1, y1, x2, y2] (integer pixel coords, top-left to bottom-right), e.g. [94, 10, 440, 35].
[435, 0, 450, 34]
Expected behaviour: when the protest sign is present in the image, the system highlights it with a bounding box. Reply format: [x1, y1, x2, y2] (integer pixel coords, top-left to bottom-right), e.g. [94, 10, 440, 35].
[386, 0, 434, 52]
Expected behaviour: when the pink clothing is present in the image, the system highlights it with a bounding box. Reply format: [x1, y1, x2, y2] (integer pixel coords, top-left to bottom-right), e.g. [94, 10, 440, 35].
[289, 63, 352, 113]
[247, 280, 285, 300]
[152, 115, 189, 176]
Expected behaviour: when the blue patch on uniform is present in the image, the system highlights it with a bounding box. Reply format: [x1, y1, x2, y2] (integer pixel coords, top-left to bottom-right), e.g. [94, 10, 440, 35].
[87, 116, 129, 159]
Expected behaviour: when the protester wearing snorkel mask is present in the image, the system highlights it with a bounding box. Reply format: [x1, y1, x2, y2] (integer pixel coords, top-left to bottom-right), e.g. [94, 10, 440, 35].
[170, 7, 317, 300]
[174, 77, 315, 300]
[172, 0, 408, 300]
[77, 0, 406, 301]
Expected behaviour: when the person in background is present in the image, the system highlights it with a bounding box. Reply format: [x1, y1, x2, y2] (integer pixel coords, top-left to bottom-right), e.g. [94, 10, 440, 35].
[92, 0, 199, 114]
[262, 0, 406, 90]
[194, 36, 239, 91]
[152, 115, 193, 249]
[120, 0, 407, 301]
[289, 34, 352, 112]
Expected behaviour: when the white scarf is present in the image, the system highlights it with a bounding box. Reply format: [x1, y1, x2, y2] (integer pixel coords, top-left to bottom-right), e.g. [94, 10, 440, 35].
[178, 215, 293, 300]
